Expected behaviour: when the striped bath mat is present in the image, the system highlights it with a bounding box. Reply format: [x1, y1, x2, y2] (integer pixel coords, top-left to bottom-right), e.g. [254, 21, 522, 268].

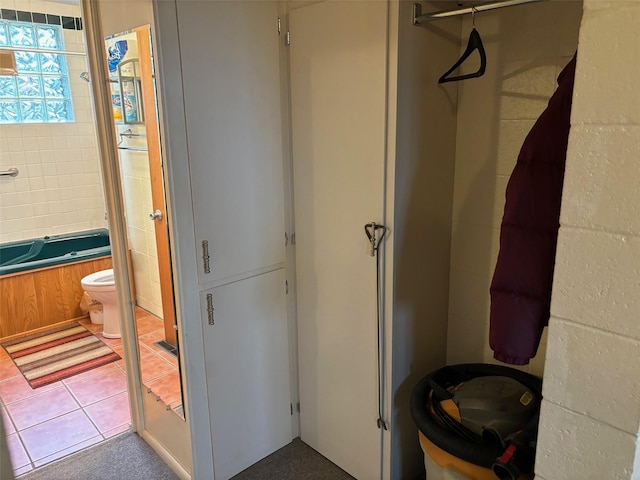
[1, 323, 121, 389]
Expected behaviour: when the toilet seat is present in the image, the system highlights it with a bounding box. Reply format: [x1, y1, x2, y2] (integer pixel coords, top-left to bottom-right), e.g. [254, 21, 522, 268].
[81, 268, 114, 286]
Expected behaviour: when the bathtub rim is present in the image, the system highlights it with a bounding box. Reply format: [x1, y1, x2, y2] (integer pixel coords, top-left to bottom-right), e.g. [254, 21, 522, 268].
[0, 253, 112, 279]
[0, 228, 111, 277]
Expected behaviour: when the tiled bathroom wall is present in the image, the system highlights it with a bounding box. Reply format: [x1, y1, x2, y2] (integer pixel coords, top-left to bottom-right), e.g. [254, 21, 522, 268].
[0, 0, 105, 244]
[107, 28, 163, 318]
[446, 1, 583, 376]
[117, 123, 163, 318]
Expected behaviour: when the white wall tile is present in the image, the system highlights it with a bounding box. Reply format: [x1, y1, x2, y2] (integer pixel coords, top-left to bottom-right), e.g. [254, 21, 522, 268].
[4, 126, 21, 138]
[24, 151, 41, 164]
[33, 203, 49, 216]
[35, 125, 51, 137]
[543, 318, 640, 435]
[0, 181, 16, 194]
[0, 14, 104, 244]
[535, 401, 637, 480]
[40, 163, 56, 176]
[561, 125, 640, 235]
[7, 138, 24, 152]
[26, 164, 42, 177]
[9, 151, 25, 166]
[552, 227, 640, 341]
[43, 176, 59, 189]
[36, 137, 53, 150]
[20, 126, 37, 138]
[51, 136, 67, 150]
[13, 178, 30, 192]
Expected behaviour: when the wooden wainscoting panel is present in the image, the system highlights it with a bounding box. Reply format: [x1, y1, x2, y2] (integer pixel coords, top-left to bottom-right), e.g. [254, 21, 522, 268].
[0, 257, 113, 338]
[0, 274, 38, 338]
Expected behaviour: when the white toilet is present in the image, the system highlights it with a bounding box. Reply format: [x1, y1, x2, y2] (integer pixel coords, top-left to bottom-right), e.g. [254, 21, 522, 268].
[81, 269, 121, 339]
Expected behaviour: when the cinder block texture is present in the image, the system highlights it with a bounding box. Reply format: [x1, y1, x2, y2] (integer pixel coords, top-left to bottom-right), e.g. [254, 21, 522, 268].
[571, 2, 640, 125]
[561, 126, 640, 234]
[447, 1, 582, 367]
[543, 318, 640, 435]
[535, 400, 637, 480]
[551, 227, 640, 340]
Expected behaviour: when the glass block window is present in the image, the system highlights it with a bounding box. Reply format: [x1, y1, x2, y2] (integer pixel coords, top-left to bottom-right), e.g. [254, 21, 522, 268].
[0, 20, 74, 124]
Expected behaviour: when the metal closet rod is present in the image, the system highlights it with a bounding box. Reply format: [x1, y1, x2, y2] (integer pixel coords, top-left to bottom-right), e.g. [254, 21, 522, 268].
[413, 0, 545, 25]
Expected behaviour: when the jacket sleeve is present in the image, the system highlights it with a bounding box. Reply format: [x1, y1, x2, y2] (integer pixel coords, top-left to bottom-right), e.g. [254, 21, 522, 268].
[489, 55, 577, 365]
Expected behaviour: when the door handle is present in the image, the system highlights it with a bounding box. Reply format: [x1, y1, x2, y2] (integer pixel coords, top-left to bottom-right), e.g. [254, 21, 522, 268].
[149, 209, 163, 221]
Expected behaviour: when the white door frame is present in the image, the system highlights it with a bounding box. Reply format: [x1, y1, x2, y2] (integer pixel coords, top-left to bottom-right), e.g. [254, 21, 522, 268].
[81, 1, 192, 478]
[81, 0, 145, 432]
[148, 0, 215, 478]
[150, 1, 300, 477]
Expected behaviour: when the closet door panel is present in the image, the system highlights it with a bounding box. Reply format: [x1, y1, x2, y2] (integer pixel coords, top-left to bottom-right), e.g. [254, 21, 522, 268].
[290, 3, 388, 479]
[201, 269, 291, 479]
[176, 1, 285, 285]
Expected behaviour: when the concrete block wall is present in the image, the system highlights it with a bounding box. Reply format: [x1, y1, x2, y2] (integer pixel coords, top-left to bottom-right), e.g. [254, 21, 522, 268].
[446, 1, 582, 376]
[535, 2, 640, 479]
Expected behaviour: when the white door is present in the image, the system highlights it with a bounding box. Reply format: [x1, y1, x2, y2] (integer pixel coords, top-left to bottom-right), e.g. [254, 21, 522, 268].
[176, 1, 286, 285]
[201, 269, 291, 479]
[290, 3, 388, 479]
[172, 2, 292, 478]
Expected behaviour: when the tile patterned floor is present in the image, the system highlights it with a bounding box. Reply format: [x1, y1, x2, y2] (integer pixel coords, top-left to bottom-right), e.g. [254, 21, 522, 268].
[0, 307, 182, 476]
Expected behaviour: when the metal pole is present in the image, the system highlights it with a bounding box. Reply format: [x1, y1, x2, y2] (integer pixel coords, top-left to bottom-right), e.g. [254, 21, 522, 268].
[414, 0, 544, 25]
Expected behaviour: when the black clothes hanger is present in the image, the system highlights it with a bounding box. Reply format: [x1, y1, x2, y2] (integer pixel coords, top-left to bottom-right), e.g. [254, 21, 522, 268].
[439, 7, 487, 84]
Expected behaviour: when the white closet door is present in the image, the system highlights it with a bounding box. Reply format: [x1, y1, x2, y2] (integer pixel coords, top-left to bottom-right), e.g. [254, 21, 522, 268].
[201, 269, 291, 479]
[290, 3, 388, 479]
[176, 1, 285, 285]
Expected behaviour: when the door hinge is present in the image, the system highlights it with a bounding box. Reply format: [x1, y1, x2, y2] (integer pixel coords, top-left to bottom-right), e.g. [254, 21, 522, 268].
[286, 31, 290, 46]
[296, 402, 300, 412]
[285, 280, 289, 295]
[285, 232, 289, 247]
[290, 403, 293, 415]
[291, 233, 296, 245]
[206, 293, 214, 325]
[278, 17, 281, 35]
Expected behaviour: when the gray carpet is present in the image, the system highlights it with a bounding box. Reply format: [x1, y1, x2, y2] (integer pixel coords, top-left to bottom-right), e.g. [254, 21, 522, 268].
[17, 434, 354, 480]
[18, 432, 178, 480]
[232, 438, 355, 480]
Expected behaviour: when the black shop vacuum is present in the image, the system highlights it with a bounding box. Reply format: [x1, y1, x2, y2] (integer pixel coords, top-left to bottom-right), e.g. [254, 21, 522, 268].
[410, 364, 542, 480]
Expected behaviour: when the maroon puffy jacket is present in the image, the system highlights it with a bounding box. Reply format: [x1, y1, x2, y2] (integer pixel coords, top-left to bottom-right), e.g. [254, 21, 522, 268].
[489, 54, 577, 365]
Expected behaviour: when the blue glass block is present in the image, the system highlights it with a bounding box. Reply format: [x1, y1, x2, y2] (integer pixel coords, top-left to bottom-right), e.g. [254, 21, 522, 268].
[9, 22, 36, 47]
[15, 51, 39, 73]
[17, 75, 43, 98]
[0, 22, 9, 47]
[20, 100, 45, 122]
[36, 25, 61, 49]
[43, 76, 70, 99]
[0, 77, 17, 98]
[46, 100, 73, 122]
[0, 100, 20, 123]
[39, 53, 65, 74]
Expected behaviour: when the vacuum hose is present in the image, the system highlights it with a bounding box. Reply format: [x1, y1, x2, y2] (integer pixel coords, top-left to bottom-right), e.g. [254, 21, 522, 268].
[410, 364, 542, 478]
